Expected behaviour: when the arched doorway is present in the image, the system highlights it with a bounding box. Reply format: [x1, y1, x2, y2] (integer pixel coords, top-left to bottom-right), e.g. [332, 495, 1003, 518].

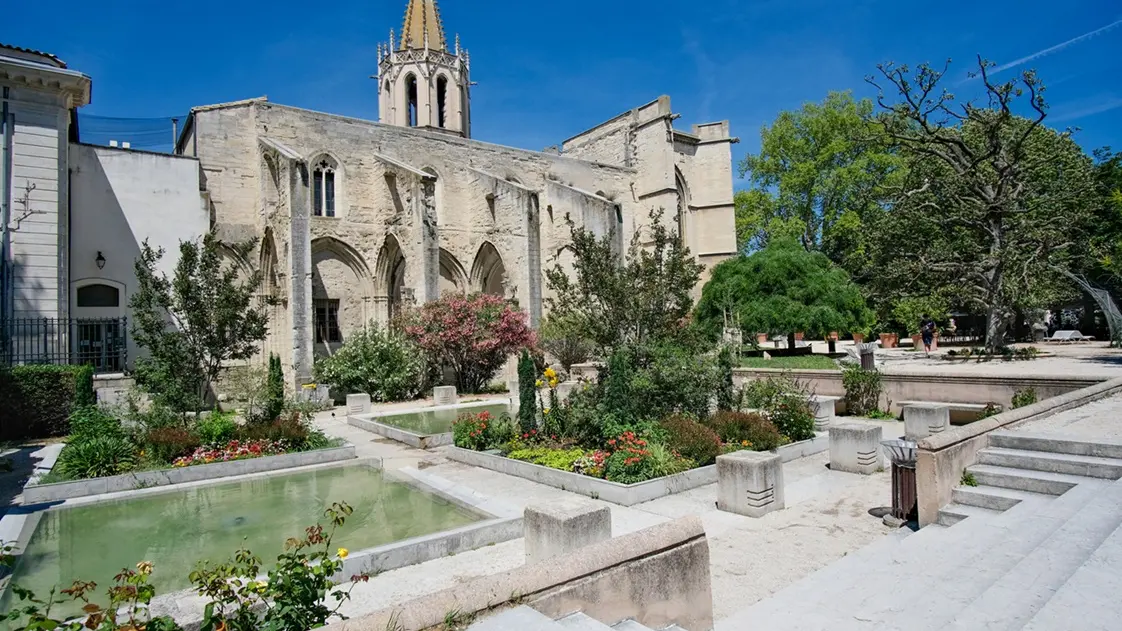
[310, 237, 373, 355]
[375, 234, 408, 324]
[471, 242, 507, 297]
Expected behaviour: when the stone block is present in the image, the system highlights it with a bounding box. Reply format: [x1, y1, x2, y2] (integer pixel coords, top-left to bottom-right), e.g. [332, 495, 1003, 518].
[903, 403, 950, 441]
[346, 393, 372, 415]
[555, 381, 577, 401]
[524, 500, 612, 564]
[829, 423, 882, 474]
[433, 386, 458, 406]
[808, 395, 839, 432]
[716, 451, 784, 518]
[506, 379, 519, 396]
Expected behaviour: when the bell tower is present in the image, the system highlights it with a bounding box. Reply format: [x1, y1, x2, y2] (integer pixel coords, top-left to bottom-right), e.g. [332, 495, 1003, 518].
[376, 0, 471, 138]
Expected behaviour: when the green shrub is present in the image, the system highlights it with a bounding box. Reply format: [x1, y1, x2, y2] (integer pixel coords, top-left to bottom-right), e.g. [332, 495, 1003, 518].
[196, 412, 238, 446]
[313, 325, 426, 402]
[659, 414, 721, 466]
[716, 346, 737, 411]
[239, 413, 312, 449]
[517, 349, 537, 434]
[144, 427, 201, 463]
[742, 373, 816, 442]
[264, 354, 286, 422]
[0, 364, 95, 440]
[706, 410, 785, 451]
[56, 435, 138, 479]
[538, 314, 594, 372]
[642, 442, 695, 478]
[68, 405, 126, 441]
[506, 447, 587, 471]
[1012, 387, 1038, 409]
[842, 365, 883, 416]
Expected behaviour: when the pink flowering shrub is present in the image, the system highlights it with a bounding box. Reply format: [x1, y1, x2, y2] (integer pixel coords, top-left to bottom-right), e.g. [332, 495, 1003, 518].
[172, 439, 285, 467]
[401, 292, 536, 393]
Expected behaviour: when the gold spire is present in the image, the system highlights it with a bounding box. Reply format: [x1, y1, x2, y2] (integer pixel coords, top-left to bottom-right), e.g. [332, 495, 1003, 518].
[400, 0, 446, 51]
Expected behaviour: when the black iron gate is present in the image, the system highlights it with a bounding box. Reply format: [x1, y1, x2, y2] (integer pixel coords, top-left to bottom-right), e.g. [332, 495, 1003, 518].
[0, 317, 127, 373]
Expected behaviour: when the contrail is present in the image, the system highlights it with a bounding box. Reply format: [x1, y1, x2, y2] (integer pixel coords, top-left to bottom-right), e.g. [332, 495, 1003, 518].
[990, 17, 1122, 75]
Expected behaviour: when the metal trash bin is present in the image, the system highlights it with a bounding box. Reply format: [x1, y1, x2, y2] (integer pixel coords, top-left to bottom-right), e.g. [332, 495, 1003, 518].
[882, 438, 918, 522]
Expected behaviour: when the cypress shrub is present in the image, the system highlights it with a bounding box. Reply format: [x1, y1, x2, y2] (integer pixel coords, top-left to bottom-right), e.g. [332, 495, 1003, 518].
[517, 349, 537, 433]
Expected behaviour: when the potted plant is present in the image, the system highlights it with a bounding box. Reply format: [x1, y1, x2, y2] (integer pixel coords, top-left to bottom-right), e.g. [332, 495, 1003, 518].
[852, 331, 866, 344]
[879, 331, 899, 348]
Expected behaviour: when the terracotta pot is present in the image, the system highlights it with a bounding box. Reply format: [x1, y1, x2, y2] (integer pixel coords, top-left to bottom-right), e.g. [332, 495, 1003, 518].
[911, 334, 923, 349]
[756, 333, 769, 344]
[879, 333, 899, 348]
[828, 331, 839, 341]
[795, 332, 805, 341]
[853, 333, 865, 344]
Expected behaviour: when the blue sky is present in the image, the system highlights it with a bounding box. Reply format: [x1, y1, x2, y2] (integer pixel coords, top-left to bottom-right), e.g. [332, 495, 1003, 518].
[8, 0, 1120, 185]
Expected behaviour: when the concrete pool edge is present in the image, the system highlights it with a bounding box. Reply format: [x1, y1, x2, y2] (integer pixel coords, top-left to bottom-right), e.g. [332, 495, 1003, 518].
[347, 399, 512, 449]
[21, 444, 359, 504]
[3, 458, 524, 628]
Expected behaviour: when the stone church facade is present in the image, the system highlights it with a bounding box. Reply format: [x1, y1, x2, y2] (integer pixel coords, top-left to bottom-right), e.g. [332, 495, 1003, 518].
[174, 0, 739, 386]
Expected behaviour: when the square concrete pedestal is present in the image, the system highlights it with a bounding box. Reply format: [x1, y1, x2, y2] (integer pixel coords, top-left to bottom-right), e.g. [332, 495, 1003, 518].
[433, 386, 458, 406]
[524, 500, 611, 565]
[716, 451, 784, 518]
[808, 395, 840, 432]
[346, 393, 371, 415]
[829, 423, 882, 474]
[903, 403, 950, 441]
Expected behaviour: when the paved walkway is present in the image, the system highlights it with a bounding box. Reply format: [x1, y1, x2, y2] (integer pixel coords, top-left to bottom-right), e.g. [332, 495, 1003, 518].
[314, 410, 904, 621]
[876, 343, 1122, 378]
[1018, 393, 1122, 442]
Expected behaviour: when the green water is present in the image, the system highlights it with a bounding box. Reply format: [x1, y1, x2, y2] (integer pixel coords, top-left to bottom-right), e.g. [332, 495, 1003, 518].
[1, 466, 480, 620]
[378, 403, 510, 435]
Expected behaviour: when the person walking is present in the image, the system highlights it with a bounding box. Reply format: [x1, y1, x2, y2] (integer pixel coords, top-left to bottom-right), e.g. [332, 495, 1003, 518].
[920, 314, 937, 356]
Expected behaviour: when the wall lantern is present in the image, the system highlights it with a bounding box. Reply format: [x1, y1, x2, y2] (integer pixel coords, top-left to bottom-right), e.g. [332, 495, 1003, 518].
[95, 251, 106, 270]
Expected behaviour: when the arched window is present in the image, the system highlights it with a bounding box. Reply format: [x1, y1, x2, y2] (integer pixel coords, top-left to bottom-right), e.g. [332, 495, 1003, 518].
[436, 76, 448, 128]
[76, 283, 120, 307]
[405, 74, 418, 127]
[312, 157, 338, 217]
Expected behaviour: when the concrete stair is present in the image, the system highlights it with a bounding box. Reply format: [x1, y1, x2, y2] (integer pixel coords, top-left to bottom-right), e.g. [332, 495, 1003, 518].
[716, 431, 1122, 630]
[468, 606, 679, 631]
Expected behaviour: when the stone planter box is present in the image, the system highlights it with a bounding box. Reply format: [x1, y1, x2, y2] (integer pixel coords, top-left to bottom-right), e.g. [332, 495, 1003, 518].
[442, 433, 828, 506]
[22, 445, 357, 504]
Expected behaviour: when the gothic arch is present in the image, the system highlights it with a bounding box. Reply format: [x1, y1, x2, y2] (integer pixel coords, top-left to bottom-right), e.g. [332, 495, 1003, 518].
[403, 73, 419, 127]
[675, 166, 691, 244]
[310, 237, 373, 349]
[307, 151, 343, 218]
[216, 243, 254, 283]
[439, 248, 468, 295]
[375, 233, 408, 323]
[259, 227, 280, 297]
[471, 241, 507, 297]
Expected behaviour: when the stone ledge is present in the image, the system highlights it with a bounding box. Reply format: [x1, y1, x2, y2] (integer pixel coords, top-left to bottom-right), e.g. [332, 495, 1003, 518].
[21, 445, 358, 504]
[323, 516, 712, 631]
[347, 399, 512, 450]
[441, 434, 828, 506]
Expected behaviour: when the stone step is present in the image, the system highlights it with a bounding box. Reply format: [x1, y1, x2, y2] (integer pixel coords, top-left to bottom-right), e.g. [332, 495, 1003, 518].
[942, 477, 1122, 631]
[468, 605, 563, 631]
[724, 480, 1102, 630]
[1022, 512, 1122, 630]
[610, 620, 656, 631]
[950, 484, 1052, 512]
[976, 447, 1122, 480]
[990, 431, 1122, 460]
[558, 612, 615, 631]
[936, 502, 1002, 527]
[966, 464, 1086, 496]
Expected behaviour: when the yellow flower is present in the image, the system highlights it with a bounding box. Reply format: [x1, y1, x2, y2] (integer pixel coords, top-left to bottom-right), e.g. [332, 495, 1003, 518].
[549, 378, 559, 388]
[535, 379, 543, 387]
[741, 440, 749, 446]
[543, 408, 551, 415]
[337, 547, 349, 559]
[249, 580, 268, 593]
[303, 383, 317, 389]
[544, 367, 557, 379]
[136, 561, 154, 575]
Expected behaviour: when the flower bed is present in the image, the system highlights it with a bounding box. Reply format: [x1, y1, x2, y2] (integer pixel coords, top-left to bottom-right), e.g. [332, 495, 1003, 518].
[172, 439, 287, 467]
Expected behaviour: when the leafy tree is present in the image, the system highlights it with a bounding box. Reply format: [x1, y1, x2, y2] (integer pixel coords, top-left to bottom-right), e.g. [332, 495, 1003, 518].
[545, 208, 704, 356]
[130, 233, 269, 414]
[736, 91, 904, 280]
[401, 292, 535, 393]
[313, 325, 426, 402]
[695, 240, 873, 348]
[866, 57, 1098, 349]
[538, 313, 594, 372]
